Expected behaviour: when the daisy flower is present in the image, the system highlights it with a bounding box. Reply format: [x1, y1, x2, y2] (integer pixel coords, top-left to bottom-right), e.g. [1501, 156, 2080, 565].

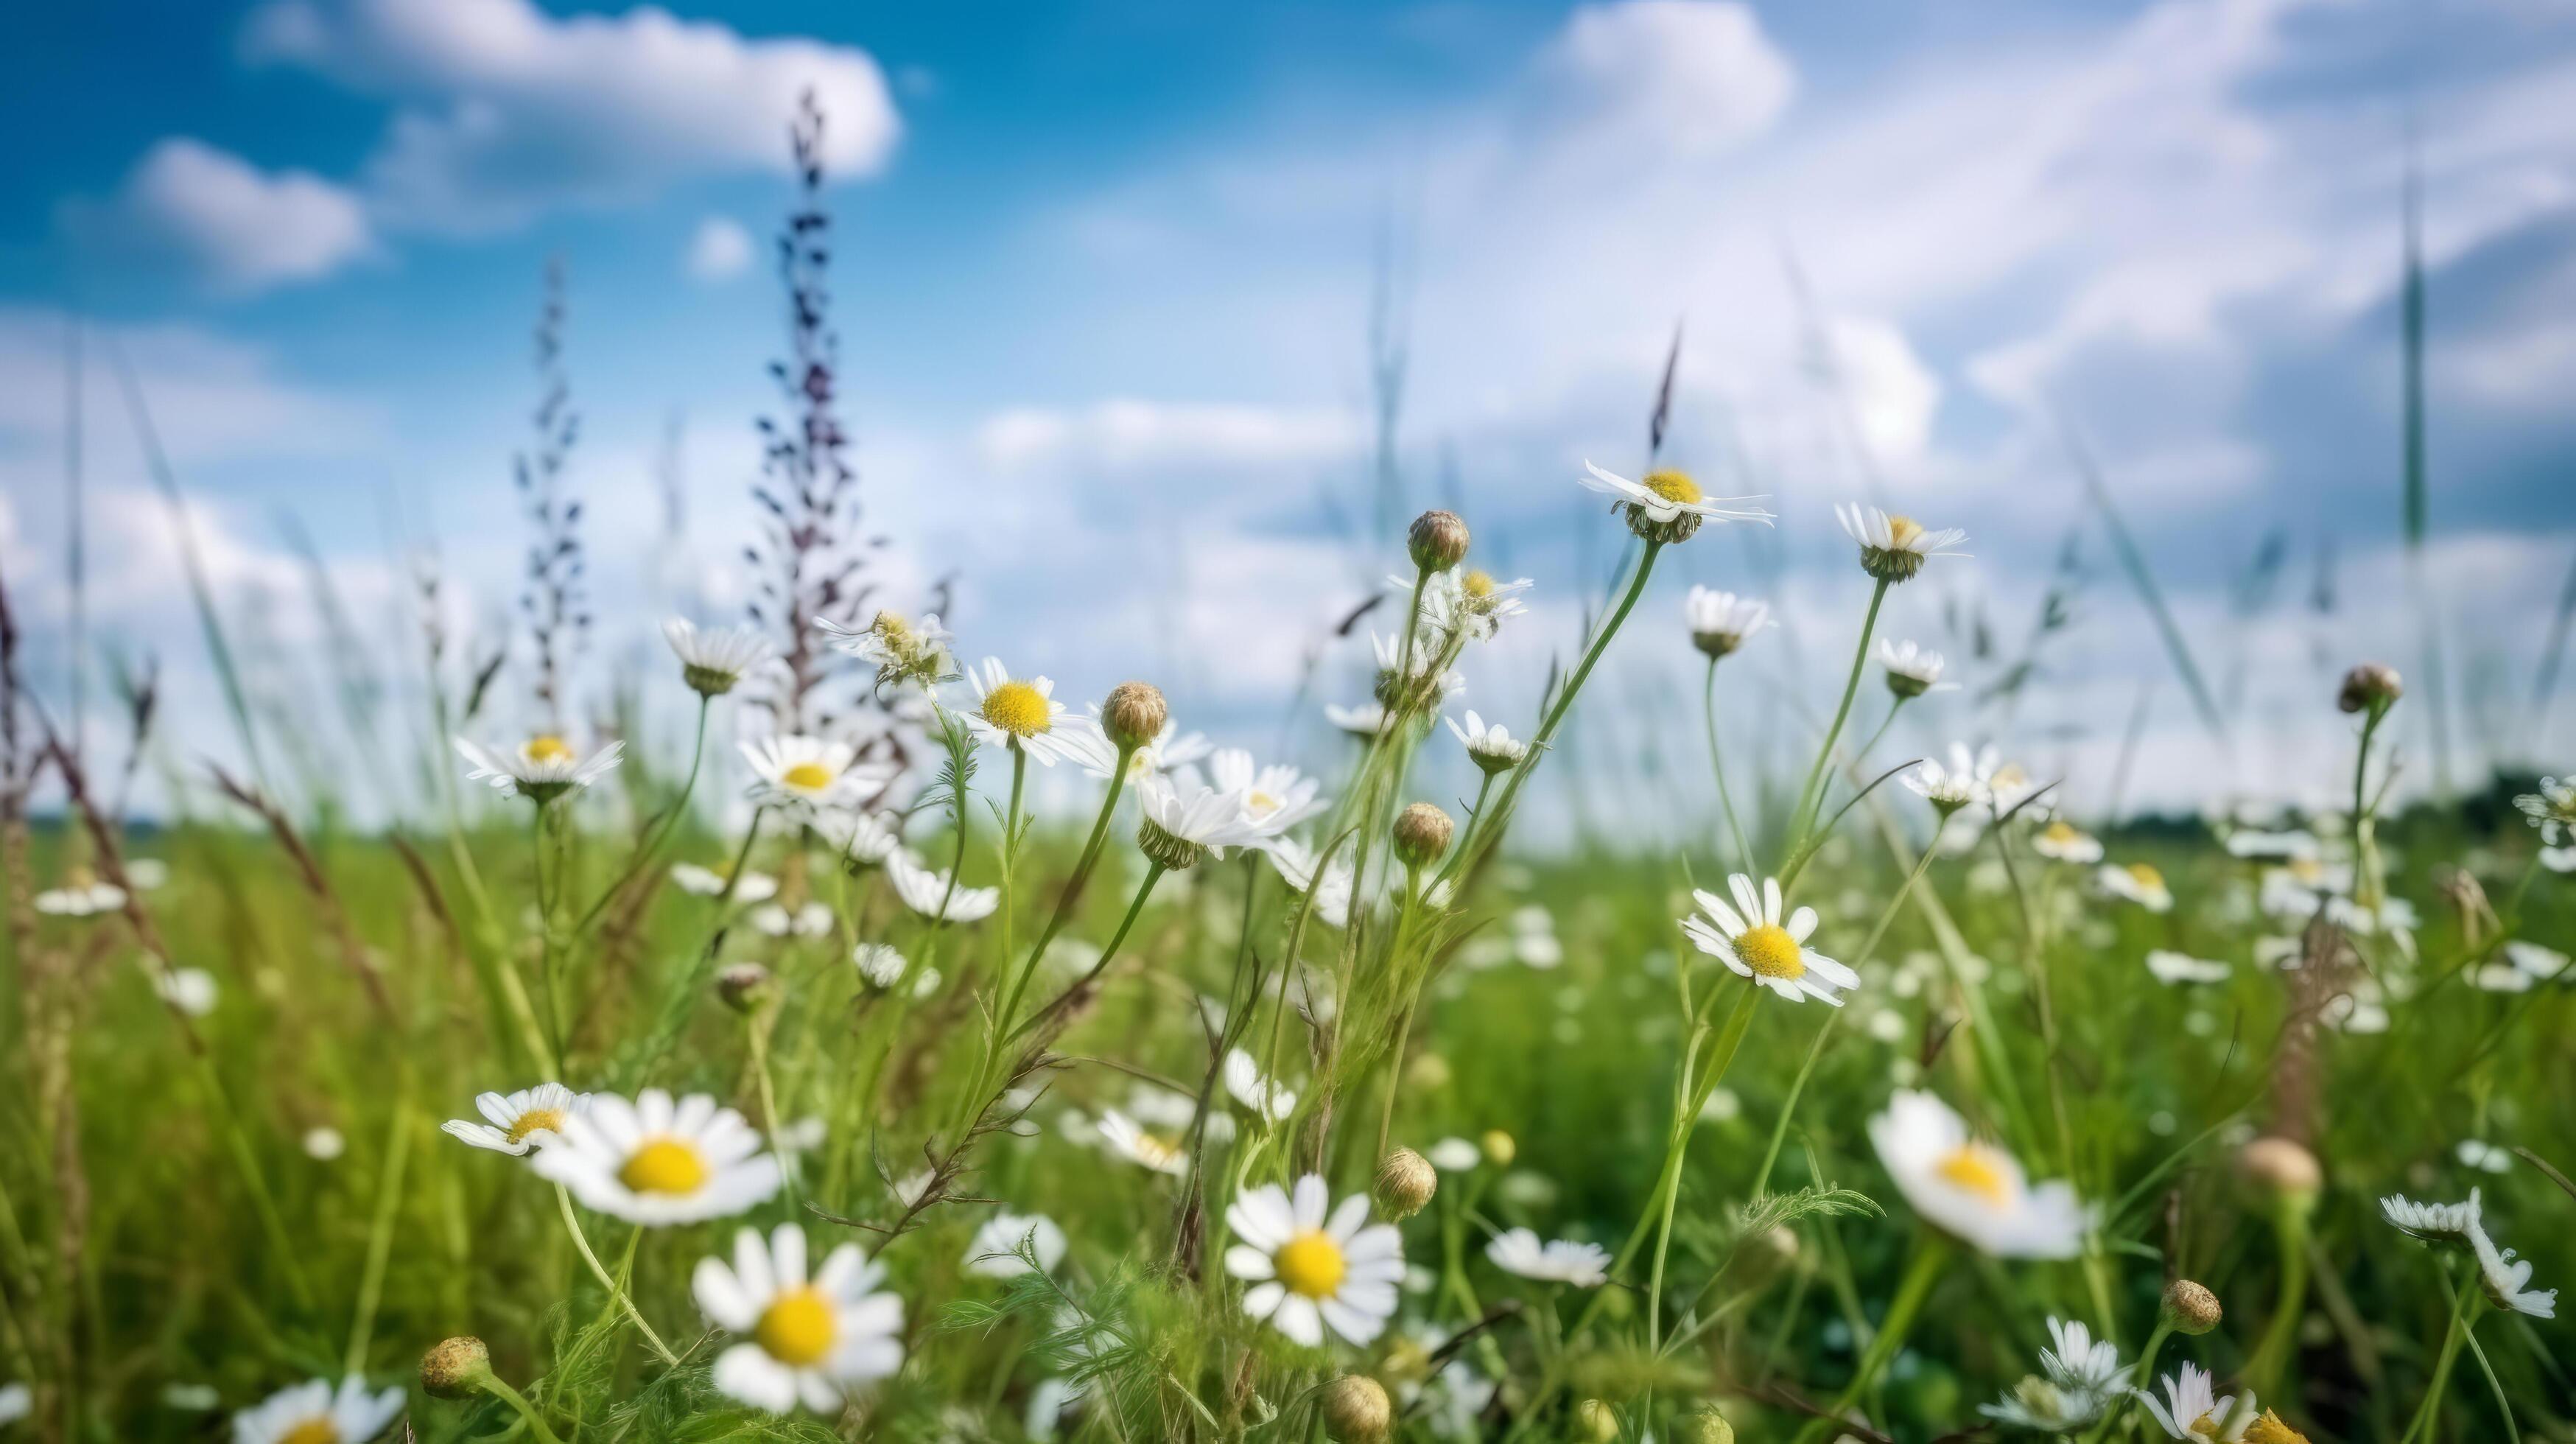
[1878, 639, 1955, 698]
[2545, 845, 2576, 874]
[1267, 838, 1354, 928]
[1981, 1375, 2106, 1434]
[1324, 701, 1389, 738]
[815, 807, 902, 868]
[35, 866, 126, 917]
[533, 1088, 783, 1226]
[1836, 502, 1969, 583]
[1903, 751, 1985, 816]
[230, 1377, 404, 1444]
[1426, 1138, 1482, 1172]
[1370, 631, 1465, 712]
[2098, 862, 2175, 913]
[852, 943, 908, 989]
[1224, 1048, 1298, 1126]
[455, 734, 623, 803]
[2137, 1363, 2251, 1442]
[1407, 568, 1533, 642]
[443, 1082, 588, 1156]
[1577, 460, 1772, 544]
[1868, 1090, 2086, 1258]
[670, 862, 780, 903]
[1445, 711, 1528, 774]
[1680, 875, 1859, 1006]
[2457, 1140, 2513, 1174]
[1097, 1108, 1190, 1176]
[1224, 1175, 1404, 1346]
[1484, 1229, 1610, 1287]
[966, 1213, 1069, 1277]
[2472, 1219, 2557, 1317]
[750, 902, 834, 939]
[2039, 1317, 2124, 1397]
[1131, 771, 1263, 871]
[886, 849, 1000, 924]
[2379, 1189, 2482, 1245]
[664, 617, 778, 697]
[816, 609, 952, 691]
[2472, 962, 2534, 993]
[2033, 819, 2105, 864]
[1207, 749, 1327, 844]
[2145, 950, 2231, 986]
[1685, 586, 1771, 659]
[2513, 776, 2576, 844]
[694, 1223, 905, 1414]
[2225, 829, 2319, 861]
[155, 967, 219, 1017]
[1081, 713, 1212, 785]
[960, 657, 1109, 768]
[740, 736, 891, 811]
[2505, 940, 2571, 984]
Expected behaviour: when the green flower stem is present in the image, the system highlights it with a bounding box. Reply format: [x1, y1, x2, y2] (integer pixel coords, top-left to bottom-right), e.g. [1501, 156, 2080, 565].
[1703, 659, 1756, 869]
[2245, 1199, 2310, 1399]
[1012, 861, 1169, 1045]
[570, 692, 709, 940]
[1794, 1230, 1952, 1444]
[1645, 984, 1763, 1348]
[477, 1373, 567, 1444]
[552, 1183, 678, 1365]
[997, 741, 1136, 1036]
[2398, 1269, 2482, 1444]
[1784, 577, 1890, 869]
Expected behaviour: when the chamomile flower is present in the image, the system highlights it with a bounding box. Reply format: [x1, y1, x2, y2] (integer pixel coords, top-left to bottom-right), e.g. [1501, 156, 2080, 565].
[2033, 820, 2105, 864]
[1081, 713, 1212, 785]
[1097, 1108, 1190, 1176]
[2473, 962, 2534, 993]
[1484, 1229, 1609, 1286]
[1224, 1175, 1405, 1347]
[155, 967, 219, 1017]
[2382, 1188, 2482, 1247]
[1137, 771, 1266, 869]
[961, 657, 1109, 768]
[2545, 845, 2576, 874]
[230, 1378, 404, 1444]
[2513, 776, 2576, 844]
[852, 944, 908, 989]
[1370, 631, 1465, 712]
[1869, 1090, 2087, 1258]
[2457, 1140, 2513, 1174]
[1445, 711, 1528, 773]
[1836, 502, 1970, 583]
[663, 617, 777, 697]
[1904, 752, 1985, 816]
[1324, 701, 1389, 738]
[1680, 875, 1859, 1006]
[670, 861, 780, 902]
[886, 849, 1000, 924]
[966, 1213, 1069, 1277]
[740, 736, 891, 811]
[1685, 586, 1772, 659]
[750, 902, 834, 939]
[533, 1088, 783, 1225]
[2039, 1317, 2125, 1397]
[1981, 1375, 2106, 1434]
[455, 734, 624, 803]
[35, 867, 124, 916]
[1225, 1048, 1297, 1126]
[1408, 568, 1533, 642]
[1267, 838, 1354, 928]
[2505, 940, 2571, 983]
[2472, 1218, 2557, 1317]
[1577, 461, 1772, 544]
[693, 1223, 905, 1414]
[2098, 862, 2175, 913]
[1209, 749, 1327, 844]
[2137, 1363, 2250, 1443]
[817, 609, 952, 691]
[443, 1082, 588, 1156]
[815, 807, 902, 868]
[2146, 950, 2231, 986]
[1878, 639, 1956, 698]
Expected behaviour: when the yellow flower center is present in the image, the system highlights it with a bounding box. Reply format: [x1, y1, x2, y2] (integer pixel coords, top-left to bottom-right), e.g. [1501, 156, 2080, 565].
[1734, 923, 1805, 979]
[2042, 821, 2079, 846]
[525, 735, 572, 764]
[2242, 1412, 2307, 1444]
[506, 1107, 567, 1145]
[2127, 863, 2166, 891]
[1274, 1229, 1348, 1300]
[782, 761, 835, 792]
[1461, 570, 1495, 599]
[2188, 1412, 2227, 1441]
[980, 680, 1051, 737]
[755, 1286, 838, 1367]
[874, 612, 915, 648]
[2288, 858, 2323, 884]
[1887, 514, 1925, 549]
[618, 1138, 711, 1196]
[1935, 1143, 2012, 1206]
[1247, 789, 1282, 819]
[1133, 1131, 1182, 1169]
[66, 864, 97, 889]
[1641, 470, 1702, 505]
[279, 1421, 341, 1444]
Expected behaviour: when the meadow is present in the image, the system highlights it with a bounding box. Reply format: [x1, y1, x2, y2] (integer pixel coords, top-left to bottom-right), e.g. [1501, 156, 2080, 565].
[4, 98, 2573, 1444]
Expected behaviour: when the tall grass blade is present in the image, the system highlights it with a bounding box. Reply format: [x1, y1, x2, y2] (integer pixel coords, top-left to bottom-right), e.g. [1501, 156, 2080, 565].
[2056, 413, 2230, 749]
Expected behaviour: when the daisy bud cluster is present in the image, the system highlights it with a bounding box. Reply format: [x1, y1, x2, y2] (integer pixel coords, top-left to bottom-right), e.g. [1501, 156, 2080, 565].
[1099, 680, 1170, 751]
[2162, 1277, 2223, 1335]
[1391, 802, 1454, 868]
[2337, 661, 2403, 715]
[1372, 1146, 1438, 1219]
[419, 1336, 491, 1400]
[1319, 1375, 1393, 1443]
[1407, 508, 1470, 573]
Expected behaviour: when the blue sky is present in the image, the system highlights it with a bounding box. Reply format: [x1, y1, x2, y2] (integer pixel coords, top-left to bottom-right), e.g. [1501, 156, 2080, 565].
[3, 0, 2574, 827]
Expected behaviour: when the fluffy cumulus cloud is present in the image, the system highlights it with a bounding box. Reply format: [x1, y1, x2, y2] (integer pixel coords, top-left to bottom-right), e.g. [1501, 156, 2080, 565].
[67, 139, 375, 296]
[1531, 0, 1795, 160]
[239, 0, 902, 231]
[686, 214, 756, 281]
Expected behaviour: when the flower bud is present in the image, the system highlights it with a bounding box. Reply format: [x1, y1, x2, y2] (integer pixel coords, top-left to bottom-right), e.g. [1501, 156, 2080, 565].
[1319, 1375, 1393, 1444]
[1481, 1129, 1516, 1168]
[1138, 818, 1210, 872]
[2161, 1278, 2222, 1336]
[420, 1336, 491, 1400]
[1101, 681, 1170, 751]
[2237, 1135, 2323, 1209]
[1408, 510, 1471, 573]
[716, 962, 776, 1013]
[1391, 802, 1455, 869]
[1673, 1405, 1736, 1444]
[1575, 1398, 1623, 1443]
[1373, 1147, 1439, 1219]
[2337, 662, 2402, 715]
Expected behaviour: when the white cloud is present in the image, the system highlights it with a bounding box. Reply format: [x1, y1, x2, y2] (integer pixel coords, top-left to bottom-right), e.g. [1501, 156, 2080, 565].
[0, 306, 376, 464]
[241, 0, 902, 231]
[1825, 316, 1939, 463]
[73, 139, 374, 295]
[1532, 1, 1796, 160]
[976, 399, 1361, 474]
[686, 215, 756, 282]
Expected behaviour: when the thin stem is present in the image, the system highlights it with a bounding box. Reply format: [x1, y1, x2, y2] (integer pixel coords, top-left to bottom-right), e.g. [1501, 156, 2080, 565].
[477, 1374, 567, 1444]
[1646, 984, 1762, 1348]
[570, 693, 709, 939]
[2398, 1268, 2482, 1444]
[1014, 862, 1170, 1044]
[1784, 577, 1889, 868]
[998, 743, 1134, 1034]
[1794, 1231, 1951, 1444]
[552, 1184, 678, 1365]
[1703, 659, 1755, 869]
